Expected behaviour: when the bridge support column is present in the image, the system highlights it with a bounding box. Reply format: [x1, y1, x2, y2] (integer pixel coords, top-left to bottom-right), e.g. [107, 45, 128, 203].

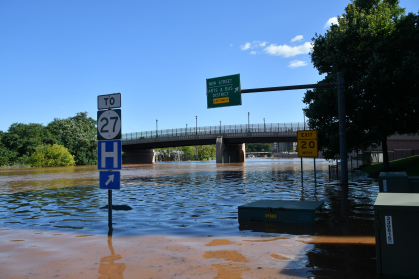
[216, 137, 245, 163]
[122, 149, 155, 164]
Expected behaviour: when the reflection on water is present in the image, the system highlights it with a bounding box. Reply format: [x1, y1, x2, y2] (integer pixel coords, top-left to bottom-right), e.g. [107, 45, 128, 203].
[0, 159, 378, 237]
[98, 236, 126, 279]
[0, 159, 379, 278]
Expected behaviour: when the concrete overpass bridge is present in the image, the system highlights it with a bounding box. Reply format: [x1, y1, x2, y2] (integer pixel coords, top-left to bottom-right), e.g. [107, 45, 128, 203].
[121, 122, 303, 164]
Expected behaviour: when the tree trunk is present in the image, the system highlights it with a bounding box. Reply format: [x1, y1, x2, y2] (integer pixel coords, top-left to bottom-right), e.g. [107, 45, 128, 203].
[382, 139, 390, 169]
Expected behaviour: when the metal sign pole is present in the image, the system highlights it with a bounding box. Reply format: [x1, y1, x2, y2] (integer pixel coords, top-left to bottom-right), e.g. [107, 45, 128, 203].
[108, 189, 113, 233]
[314, 157, 317, 185]
[301, 157, 303, 185]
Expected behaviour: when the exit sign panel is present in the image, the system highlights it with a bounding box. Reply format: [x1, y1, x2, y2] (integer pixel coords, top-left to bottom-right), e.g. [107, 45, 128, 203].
[207, 74, 241, 108]
[297, 130, 318, 157]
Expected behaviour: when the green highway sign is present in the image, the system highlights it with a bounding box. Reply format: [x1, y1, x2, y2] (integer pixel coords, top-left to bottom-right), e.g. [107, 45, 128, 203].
[207, 74, 241, 108]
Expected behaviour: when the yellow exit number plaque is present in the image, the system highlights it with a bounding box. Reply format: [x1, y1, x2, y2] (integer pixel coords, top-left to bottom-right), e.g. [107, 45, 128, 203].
[297, 130, 318, 157]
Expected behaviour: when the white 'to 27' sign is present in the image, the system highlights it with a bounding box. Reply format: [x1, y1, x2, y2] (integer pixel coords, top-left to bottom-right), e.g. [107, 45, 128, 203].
[97, 109, 121, 140]
[98, 93, 121, 110]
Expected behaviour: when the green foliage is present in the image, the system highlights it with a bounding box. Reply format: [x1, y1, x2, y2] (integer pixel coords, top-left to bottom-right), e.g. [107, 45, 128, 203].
[0, 112, 97, 167]
[245, 143, 271, 152]
[304, 0, 419, 166]
[197, 145, 216, 160]
[361, 155, 419, 177]
[179, 146, 196, 159]
[176, 145, 216, 160]
[1, 123, 56, 164]
[26, 144, 76, 167]
[47, 112, 97, 165]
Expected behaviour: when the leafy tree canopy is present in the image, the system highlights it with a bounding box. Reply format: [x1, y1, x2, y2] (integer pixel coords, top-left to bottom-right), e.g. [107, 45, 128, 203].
[245, 143, 271, 152]
[26, 144, 76, 167]
[304, 0, 419, 167]
[47, 112, 97, 165]
[1, 123, 55, 164]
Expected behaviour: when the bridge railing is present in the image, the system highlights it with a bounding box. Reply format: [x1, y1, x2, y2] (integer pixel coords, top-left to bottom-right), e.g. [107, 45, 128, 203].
[122, 122, 305, 141]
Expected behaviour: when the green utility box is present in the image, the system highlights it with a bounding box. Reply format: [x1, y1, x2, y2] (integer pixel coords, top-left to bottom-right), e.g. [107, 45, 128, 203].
[379, 172, 409, 192]
[408, 177, 419, 193]
[374, 193, 419, 278]
[238, 200, 324, 224]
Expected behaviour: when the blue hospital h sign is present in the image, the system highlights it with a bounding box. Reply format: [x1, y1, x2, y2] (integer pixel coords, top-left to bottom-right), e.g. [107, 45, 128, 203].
[97, 140, 122, 170]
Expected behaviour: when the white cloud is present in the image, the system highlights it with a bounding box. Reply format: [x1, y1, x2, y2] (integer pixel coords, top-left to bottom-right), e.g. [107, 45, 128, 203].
[263, 42, 313, 57]
[250, 51, 257, 55]
[230, 44, 233, 47]
[240, 42, 251, 50]
[291, 35, 303, 42]
[324, 17, 339, 29]
[289, 60, 308, 68]
[240, 41, 268, 50]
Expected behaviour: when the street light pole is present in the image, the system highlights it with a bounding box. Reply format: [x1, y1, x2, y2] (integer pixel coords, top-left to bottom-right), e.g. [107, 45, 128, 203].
[156, 119, 158, 138]
[248, 112, 250, 132]
[220, 121, 221, 133]
[263, 118, 265, 132]
[195, 116, 197, 135]
[186, 124, 188, 135]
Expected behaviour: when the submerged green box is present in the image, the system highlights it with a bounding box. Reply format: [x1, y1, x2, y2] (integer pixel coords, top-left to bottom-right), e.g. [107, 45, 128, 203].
[379, 172, 409, 192]
[374, 193, 419, 278]
[238, 200, 324, 224]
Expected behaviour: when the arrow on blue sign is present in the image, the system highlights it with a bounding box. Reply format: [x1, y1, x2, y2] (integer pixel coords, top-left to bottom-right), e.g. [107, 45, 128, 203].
[97, 140, 122, 170]
[100, 171, 121, 190]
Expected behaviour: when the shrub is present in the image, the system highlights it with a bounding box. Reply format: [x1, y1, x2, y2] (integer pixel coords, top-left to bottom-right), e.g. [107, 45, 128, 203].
[26, 144, 76, 167]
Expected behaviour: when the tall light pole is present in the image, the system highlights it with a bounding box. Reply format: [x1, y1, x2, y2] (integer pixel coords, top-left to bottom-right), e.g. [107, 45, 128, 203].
[156, 119, 158, 138]
[186, 124, 188, 135]
[303, 110, 306, 130]
[195, 116, 198, 160]
[263, 118, 265, 132]
[248, 112, 250, 132]
[220, 121, 221, 133]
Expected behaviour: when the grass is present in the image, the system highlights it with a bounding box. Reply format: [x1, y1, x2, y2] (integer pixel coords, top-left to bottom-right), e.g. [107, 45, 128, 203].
[0, 163, 32, 169]
[361, 155, 419, 177]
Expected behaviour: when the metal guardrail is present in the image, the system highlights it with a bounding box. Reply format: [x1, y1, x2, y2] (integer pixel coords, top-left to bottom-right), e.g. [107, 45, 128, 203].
[121, 122, 305, 141]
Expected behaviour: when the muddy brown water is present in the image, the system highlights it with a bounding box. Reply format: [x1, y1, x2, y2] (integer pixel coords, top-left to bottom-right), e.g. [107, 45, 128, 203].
[0, 158, 379, 278]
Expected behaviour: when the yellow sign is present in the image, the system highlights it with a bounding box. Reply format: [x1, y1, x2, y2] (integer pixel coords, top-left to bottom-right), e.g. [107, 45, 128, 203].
[297, 130, 317, 140]
[297, 130, 318, 157]
[213, 97, 229, 104]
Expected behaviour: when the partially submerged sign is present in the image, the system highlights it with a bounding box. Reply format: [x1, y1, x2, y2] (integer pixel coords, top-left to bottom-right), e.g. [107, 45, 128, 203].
[207, 74, 241, 108]
[297, 130, 318, 157]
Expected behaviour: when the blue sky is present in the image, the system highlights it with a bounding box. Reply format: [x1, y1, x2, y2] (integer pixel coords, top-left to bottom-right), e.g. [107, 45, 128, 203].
[1, 0, 418, 134]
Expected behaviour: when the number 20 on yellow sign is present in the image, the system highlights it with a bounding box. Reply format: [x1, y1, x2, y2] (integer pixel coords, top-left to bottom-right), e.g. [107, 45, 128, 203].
[297, 130, 318, 157]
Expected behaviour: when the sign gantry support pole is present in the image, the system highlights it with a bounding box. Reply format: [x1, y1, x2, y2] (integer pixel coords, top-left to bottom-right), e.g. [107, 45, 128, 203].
[207, 73, 348, 188]
[240, 73, 348, 188]
[337, 73, 348, 193]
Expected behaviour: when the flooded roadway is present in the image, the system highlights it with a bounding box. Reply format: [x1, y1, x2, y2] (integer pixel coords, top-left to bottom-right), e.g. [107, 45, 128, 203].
[0, 158, 379, 278]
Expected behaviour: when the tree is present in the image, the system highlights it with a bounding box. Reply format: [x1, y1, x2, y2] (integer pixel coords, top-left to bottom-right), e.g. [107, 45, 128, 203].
[245, 143, 271, 152]
[304, 0, 419, 168]
[26, 144, 76, 167]
[197, 145, 216, 160]
[47, 112, 97, 165]
[179, 146, 195, 159]
[1, 123, 56, 164]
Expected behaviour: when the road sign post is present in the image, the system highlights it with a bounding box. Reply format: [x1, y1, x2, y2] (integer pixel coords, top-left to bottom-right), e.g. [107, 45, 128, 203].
[97, 93, 122, 235]
[207, 74, 241, 108]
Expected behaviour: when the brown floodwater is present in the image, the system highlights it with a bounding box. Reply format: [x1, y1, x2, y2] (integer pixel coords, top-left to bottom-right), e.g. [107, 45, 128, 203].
[0, 158, 379, 278]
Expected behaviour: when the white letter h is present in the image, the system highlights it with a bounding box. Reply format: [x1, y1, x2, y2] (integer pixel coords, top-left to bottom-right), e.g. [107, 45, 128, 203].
[101, 142, 118, 168]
